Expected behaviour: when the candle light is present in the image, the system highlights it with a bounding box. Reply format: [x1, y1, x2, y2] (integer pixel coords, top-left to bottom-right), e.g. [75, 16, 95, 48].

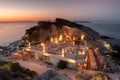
[62, 48, 64, 57]
[41, 43, 45, 52]
[73, 36, 75, 40]
[82, 50, 85, 55]
[59, 35, 63, 41]
[41, 43, 45, 47]
[78, 51, 82, 55]
[81, 34, 85, 40]
[55, 37, 58, 44]
[51, 37, 53, 42]
[43, 44, 45, 52]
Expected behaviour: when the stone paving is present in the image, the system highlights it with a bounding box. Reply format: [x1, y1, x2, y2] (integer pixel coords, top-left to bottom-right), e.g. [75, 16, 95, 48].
[15, 60, 54, 75]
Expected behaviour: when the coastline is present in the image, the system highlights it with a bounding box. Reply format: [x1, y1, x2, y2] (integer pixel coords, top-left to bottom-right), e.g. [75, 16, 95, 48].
[0, 19, 120, 80]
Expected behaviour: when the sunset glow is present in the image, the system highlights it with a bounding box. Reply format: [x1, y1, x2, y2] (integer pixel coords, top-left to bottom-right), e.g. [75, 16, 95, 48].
[0, 0, 120, 22]
[0, 7, 55, 21]
[0, 12, 51, 22]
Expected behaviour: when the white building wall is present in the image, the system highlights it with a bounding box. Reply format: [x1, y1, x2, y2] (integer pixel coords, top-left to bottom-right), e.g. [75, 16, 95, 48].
[68, 63, 77, 70]
[35, 53, 39, 60]
[50, 56, 60, 66]
[65, 54, 76, 59]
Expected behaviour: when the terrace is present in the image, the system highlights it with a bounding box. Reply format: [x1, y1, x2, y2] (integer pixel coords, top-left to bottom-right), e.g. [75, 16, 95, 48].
[24, 33, 88, 66]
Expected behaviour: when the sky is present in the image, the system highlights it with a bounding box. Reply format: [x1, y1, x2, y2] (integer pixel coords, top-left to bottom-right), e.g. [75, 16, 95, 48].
[0, 0, 120, 22]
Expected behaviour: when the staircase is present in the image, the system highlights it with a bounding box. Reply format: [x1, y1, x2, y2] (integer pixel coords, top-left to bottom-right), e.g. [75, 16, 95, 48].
[8, 54, 22, 61]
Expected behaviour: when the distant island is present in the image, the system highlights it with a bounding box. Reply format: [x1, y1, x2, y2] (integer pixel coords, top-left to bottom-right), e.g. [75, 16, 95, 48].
[74, 21, 91, 23]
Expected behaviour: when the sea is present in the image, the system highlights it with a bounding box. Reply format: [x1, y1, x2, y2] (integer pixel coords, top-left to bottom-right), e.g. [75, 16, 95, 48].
[80, 23, 120, 39]
[0, 22, 37, 46]
[0, 22, 120, 46]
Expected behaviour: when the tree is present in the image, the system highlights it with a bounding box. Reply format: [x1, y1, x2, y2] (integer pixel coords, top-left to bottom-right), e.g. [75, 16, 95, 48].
[57, 60, 68, 69]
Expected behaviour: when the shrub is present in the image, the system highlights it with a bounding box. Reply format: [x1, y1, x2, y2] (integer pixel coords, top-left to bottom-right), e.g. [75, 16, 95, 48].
[57, 60, 68, 69]
[0, 69, 13, 80]
[109, 45, 120, 64]
[0, 61, 12, 70]
[10, 62, 23, 72]
[0, 61, 38, 80]
[88, 73, 108, 80]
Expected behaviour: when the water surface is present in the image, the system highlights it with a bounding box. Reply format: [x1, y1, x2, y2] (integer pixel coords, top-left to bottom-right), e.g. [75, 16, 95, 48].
[0, 22, 36, 46]
[80, 23, 120, 39]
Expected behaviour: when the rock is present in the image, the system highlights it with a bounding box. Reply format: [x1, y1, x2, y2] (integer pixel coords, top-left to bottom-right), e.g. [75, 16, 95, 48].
[0, 69, 13, 80]
[5, 40, 25, 53]
[0, 46, 7, 53]
[23, 18, 101, 43]
[101, 35, 114, 39]
[34, 70, 72, 80]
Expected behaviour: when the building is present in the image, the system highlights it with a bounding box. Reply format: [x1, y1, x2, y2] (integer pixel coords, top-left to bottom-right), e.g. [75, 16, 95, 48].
[26, 33, 88, 71]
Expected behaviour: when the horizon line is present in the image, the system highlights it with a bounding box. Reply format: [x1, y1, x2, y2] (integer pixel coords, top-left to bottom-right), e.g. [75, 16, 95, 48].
[0, 20, 38, 23]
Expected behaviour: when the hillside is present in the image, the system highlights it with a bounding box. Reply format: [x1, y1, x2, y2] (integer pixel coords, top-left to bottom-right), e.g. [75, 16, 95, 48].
[23, 18, 100, 44]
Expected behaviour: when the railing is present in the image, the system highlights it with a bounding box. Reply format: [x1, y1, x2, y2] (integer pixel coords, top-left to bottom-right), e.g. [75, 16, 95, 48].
[31, 48, 86, 63]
